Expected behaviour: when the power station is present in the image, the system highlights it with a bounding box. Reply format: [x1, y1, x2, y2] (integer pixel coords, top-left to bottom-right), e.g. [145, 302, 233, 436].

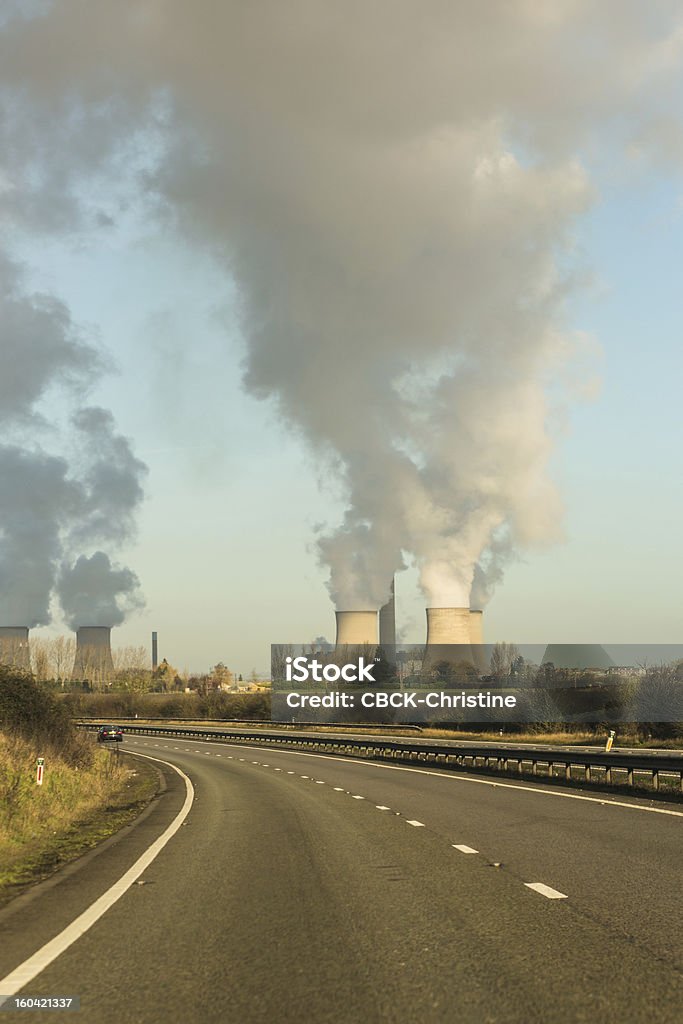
[71, 626, 115, 681]
[0, 626, 31, 671]
[335, 610, 378, 647]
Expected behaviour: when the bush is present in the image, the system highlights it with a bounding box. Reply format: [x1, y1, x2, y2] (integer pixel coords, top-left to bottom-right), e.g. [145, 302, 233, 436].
[0, 667, 91, 767]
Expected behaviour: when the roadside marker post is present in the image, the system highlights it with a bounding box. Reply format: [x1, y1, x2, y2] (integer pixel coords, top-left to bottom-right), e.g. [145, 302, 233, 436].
[605, 731, 616, 753]
[36, 757, 45, 786]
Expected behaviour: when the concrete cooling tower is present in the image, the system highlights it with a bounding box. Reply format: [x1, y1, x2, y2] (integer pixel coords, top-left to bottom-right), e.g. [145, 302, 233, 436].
[424, 607, 475, 669]
[541, 644, 614, 671]
[0, 627, 31, 671]
[335, 610, 378, 647]
[71, 626, 115, 681]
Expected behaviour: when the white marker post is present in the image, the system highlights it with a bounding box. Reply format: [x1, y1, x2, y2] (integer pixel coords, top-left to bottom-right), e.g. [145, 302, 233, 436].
[36, 757, 45, 786]
[605, 730, 616, 753]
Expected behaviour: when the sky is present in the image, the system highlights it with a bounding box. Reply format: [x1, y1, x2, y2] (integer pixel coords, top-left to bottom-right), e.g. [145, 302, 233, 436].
[1, 3, 683, 675]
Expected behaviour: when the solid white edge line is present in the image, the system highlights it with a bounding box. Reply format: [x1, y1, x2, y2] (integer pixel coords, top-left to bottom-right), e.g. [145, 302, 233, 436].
[524, 882, 568, 900]
[453, 844, 478, 854]
[0, 750, 195, 1003]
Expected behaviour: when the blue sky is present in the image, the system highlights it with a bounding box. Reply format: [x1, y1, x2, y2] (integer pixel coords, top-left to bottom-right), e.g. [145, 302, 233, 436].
[4, 5, 683, 676]
[17, 161, 682, 675]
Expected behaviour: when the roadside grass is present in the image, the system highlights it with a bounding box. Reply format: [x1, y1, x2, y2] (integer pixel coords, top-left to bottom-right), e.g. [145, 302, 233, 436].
[0, 732, 158, 904]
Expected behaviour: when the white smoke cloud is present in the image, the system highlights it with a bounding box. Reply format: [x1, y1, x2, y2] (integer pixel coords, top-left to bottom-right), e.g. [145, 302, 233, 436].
[2, 2, 682, 610]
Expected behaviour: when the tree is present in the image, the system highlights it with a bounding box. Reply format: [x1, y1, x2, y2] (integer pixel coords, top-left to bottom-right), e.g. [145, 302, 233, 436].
[490, 643, 520, 682]
[30, 639, 51, 682]
[152, 658, 182, 692]
[50, 636, 76, 683]
[209, 663, 235, 690]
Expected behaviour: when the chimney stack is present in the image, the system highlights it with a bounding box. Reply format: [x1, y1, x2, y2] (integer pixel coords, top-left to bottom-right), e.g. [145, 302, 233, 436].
[379, 579, 396, 650]
[469, 608, 487, 673]
[335, 610, 378, 648]
[71, 626, 115, 682]
[0, 627, 31, 671]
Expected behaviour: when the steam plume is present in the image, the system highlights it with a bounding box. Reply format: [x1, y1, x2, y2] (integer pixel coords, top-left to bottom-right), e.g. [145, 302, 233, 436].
[0, 246, 145, 628]
[2, 3, 682, 609]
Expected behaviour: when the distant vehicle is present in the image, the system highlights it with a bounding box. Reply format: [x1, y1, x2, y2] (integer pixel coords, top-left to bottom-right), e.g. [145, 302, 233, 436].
[97, 724, 123, 743]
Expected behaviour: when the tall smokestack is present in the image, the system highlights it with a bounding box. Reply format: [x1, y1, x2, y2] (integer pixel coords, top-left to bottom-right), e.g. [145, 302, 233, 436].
[379, 579, 396, 650]
[469, 609, 486, 674]
[335, 610, 378, 648]
[152, 631, 158, 671]
[71, 626, 114, 682]
[424, 608, 475, 670]
[0, 627, 31, 671]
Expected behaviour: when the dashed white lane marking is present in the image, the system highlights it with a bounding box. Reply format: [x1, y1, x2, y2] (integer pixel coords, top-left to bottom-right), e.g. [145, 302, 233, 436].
[351, 795, 364, 800]
[452, 844, 478, 854]
[524, 882, 568, 900]
[315, 781, 325, 784]
[215, 754, 221, 757]
[0, 751, 194, 1003]
[287, 771, 295, 774]
[262, 764, 269, 767]
[376, 806, 391, 811]
[301, 775, 309, 779]
[333, 787, 344, 791]
[205, 743, 683, 819]
[407, 820, 425, 827]
[274, 768, 281, 771]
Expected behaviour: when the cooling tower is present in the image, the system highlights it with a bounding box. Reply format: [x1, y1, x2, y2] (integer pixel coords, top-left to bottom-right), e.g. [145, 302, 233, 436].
[469, 608, 487, 673]
[424, 607, 475, 670]
[541, 644, 614, 671]
[0, 627, 31, 671]
[379, 579, 396, 650]
[335, 610, 378, 647]
[71, 626, 115, 681]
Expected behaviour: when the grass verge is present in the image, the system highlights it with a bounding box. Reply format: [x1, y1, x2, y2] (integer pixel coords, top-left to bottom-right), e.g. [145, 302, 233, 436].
[0, 734, 159, 906]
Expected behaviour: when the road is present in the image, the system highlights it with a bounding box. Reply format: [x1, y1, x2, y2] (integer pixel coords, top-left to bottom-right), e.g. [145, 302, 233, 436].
[0, 735, 681, 1023]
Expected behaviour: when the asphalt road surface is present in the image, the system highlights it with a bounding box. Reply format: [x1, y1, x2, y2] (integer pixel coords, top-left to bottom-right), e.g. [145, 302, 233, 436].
[0, 735, 681, 1023]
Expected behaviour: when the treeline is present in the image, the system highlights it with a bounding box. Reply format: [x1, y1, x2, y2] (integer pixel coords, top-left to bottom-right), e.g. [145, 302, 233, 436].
[61, 689, 271, 721]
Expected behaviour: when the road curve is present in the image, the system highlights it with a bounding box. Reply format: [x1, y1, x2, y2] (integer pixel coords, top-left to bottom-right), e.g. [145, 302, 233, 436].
[0, 735, 681, 1023]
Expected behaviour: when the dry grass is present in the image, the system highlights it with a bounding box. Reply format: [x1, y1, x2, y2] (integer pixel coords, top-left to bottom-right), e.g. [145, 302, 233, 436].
[0, 733, 152, 897]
